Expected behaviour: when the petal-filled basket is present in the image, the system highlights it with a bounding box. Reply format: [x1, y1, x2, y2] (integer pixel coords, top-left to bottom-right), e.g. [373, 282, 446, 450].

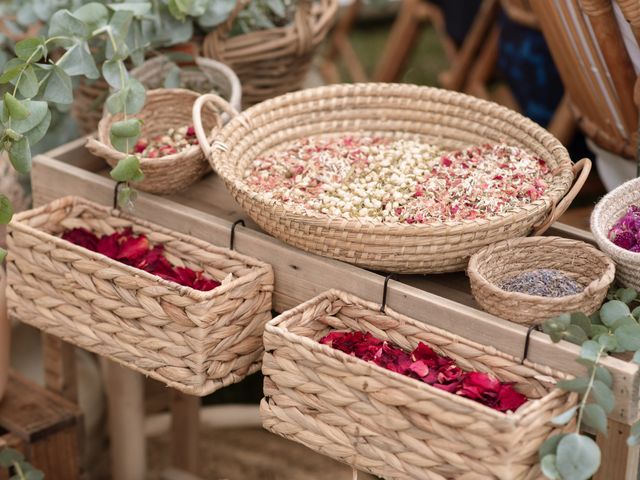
[194, 84, 590, 274]
[261, 290, 577, 479]
[6, 196, 274, 396]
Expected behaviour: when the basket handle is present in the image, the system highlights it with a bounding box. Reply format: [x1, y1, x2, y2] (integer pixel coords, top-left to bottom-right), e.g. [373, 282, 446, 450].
[531, 158, 591, 235]
[192, 93, 239, 159]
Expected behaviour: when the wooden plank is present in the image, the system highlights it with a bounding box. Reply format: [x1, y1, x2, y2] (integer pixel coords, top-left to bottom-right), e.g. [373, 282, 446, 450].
[42, 335, 78, 403]
[595, 420, 640, 480]
[30, 152, 640, 424]
[170, 392, 200, 475]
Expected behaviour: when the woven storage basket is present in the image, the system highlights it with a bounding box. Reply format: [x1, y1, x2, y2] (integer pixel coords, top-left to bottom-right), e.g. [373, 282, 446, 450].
[193, 84, 591, 274]
[468, 236, 615, 325]
[261, 290, 577, 480]
[6, 196, 274, 396]
[592, 176, 640, 289]
[130, 56, 242, 114]
[86, 88, 221, 195]
[202, 0, 338, 107]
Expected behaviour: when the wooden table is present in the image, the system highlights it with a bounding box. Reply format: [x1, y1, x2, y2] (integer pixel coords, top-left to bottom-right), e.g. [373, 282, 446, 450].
[22, 137, 640, 479]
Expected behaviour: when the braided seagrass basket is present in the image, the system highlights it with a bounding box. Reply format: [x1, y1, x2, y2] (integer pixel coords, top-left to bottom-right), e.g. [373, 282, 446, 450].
[87, 88, 221, 195]
[468, 236, 615, 325]
[202, 0, 338, 107]
[592, 176, 640, 289]
[6, 196, 274, 396]
[261, 290, 577, 479]
[193, 84, 591, 274]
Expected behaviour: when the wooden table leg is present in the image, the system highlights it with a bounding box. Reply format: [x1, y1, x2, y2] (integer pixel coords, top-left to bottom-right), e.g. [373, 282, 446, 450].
[42, 334, 78, 403]
[595, 419, 640, 480]
[102, 360, 146, 480]
[170, 391, 200, 475]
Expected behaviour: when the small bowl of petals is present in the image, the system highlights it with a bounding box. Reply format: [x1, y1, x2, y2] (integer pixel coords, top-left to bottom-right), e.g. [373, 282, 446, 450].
[592, 176, 640, 290]
[87, 88, 222, 195]
[467, 236, 615, 325]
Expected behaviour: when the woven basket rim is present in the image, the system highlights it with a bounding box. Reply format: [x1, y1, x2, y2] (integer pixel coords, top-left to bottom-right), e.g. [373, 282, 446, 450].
[591, 176, 640, 260]
[210, 83, 575, 233]
[10, 195, 271, 300]
[265, 288, 569, 423]
[98, 88, 218, 167]
[467, 236, 616, 304]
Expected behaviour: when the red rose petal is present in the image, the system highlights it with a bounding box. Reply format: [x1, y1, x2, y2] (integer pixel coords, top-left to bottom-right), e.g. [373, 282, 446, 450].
[62, 228, 99, 251]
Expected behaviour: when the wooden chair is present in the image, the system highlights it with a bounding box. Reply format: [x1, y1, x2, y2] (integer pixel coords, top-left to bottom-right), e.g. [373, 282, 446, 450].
[531, 0, 639, 161]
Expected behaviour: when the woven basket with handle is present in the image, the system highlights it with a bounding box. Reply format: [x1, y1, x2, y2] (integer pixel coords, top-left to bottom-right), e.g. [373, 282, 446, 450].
[468, 236, 615, 325]
[592, 176, 640, 290]
[193, 84, 591, 274]
[6, 196, 274, 396]
[261, 289, 577, 479]
[202, 0, 338, 107]
[87, 88, 221, 195]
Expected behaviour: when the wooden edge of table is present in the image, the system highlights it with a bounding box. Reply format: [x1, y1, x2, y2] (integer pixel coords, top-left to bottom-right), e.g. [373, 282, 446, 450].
[28, 151, 640, 424]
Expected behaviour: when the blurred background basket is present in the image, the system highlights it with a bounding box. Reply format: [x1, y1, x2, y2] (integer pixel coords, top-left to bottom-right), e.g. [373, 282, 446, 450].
[194, 83, 590, 274]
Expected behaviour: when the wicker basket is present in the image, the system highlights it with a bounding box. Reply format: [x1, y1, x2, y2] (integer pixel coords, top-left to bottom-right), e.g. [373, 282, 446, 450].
[130, 56, 242, 114]
[202, 0, 338, 107]
[468, 236, 615, 325]
[592, 176, 640, 290]
[193, 84, 591, 274]
[6, 196, 274, 396]
[261, 290, 577, 479]
[86, 88, 221, 195]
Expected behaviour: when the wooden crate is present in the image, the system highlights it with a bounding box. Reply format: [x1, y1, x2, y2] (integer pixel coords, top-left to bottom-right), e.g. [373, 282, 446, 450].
[0, 371, 83, 480]
[26, 137, 640, 479]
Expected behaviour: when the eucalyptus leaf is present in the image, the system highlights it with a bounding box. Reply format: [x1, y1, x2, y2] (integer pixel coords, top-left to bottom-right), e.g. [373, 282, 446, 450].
[111, 118, 141, 138]
[43, 66, 73, 104]
[11, 101, 48, 134]
[632, 306, 640, 320]
[15, 38, 45, 62]
[580, 340, 600, 362]
[583, 403, 608, 435]
[0, 448, 24, 467]
[563, 324, 588, 345]
[539, 434, 564, 460]
[614, 323, 640, 351]
[110, 155, 143, 182]
[570, 312, 592, 337]
[610, 315, 637, 330]
[615, 287, 637, 304]
[592, 379, 615, 413]
[163, 65, 181, 88]
[633, 350, 640, 363]
[9, 136, 31, 174]
[555, 434, 600, 480]
[49, 10, 90, 39]
[17, 65, 39, 98]
[590, 311, 603, 325]
[25, 109, 52, 145]
[543, 313, 571, 334]
[125, 78, 146, 114]
[541, 454, 560, 480]
[110, 132, 132, 153]
[108, 3, 152, 17]
[0, 65, 25, 84]
[58, 42, 100, 79]
[106, 88, 127, 114]
[4, 92, 29, 120]
[109, 9, 134, 46]
[549, 331, 564, 343]
[551, 406, 577, 425]
[0, 194, 14, 224]
[600, 300, 630, 327]
[594, 365, 613, 388]
[73, 3, 109, 30]
[591, 325, 609, 339]
[24, 469, 45, 480]
[556, 377, 588, 394]
[598, 334, 618, 352]
[102, 59, 126, 89]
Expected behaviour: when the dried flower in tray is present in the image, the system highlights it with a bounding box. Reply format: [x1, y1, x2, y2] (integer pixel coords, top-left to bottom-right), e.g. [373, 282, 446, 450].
[320, 331, 527, 413]
[499, 269, 584, 298]
[243, 136, 551, 224]
[608, 205, 640, 252]
[63, 227, 220, 291]
[134, 125, 198, 158]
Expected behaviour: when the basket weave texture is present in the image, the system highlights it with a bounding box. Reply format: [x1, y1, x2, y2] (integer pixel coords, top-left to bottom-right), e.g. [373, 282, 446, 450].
[468, 236, 615, 325]
[592, 176, 640, 290]
[6, 196, 274, 396]
[202, 0, 338, 107]
[261, 290, 577, 479]
[87, 88, 221, 195]
[196, 83, 589, 274]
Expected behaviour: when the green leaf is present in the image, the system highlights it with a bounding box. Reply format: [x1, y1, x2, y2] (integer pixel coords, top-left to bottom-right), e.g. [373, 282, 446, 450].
[0, 248, 6, 263]
[24, 109, 52, 145]
[628, 421, 640, 446]
[58, 42, 99, 79]
[539, 434, 564, 460]
[611, 315, 637, 330]
[616, 287, 637, 304]
[125, 78, 146, 115]
[109, 10, 134, 45]
[15, 38, 45, 62]
[583, 403, 608, 435]
[17, 65, 39, 98]
[557, 377, 588, 394]
[615, 323, 640, 351]
[110, 155, 144, 182]
[563, 324, 588, 345]
[633, 350, 640, 364]
[73, 3, 109, 29]
[117, 185, 139, 211]
[570, 312, 592, 337]
[23, 469, 45, 480]
[543, 313, 571, 336]
[594, 365, 613, 388]
[580, 340, 600, 362]
[549, 331, 564, 343]
[0, 65, 25, 84]
[556, 433, 601, 480]
[551, 406, 577, 425]
[0, 448, 24, 467]
[49, 10, 90, 39]
[590, 311, 604, 325]
[111, 118, 141, 138]
[600, 300, 630, 327]
[9, 136, 31, 174]
[4, 93, 29, 120]
[106, 88, 127, 114]
[592, 379, 615, 413]
[591, 325, 609, 339]
[10, 101, 48, 134]
[108, 3, 152, 17]
[102, 59, 125, 89]
[632, 306, 640, 320]
[0, 195, 14, 224]
[163, 65, 181, 89]
[598, 334, 618, 352]
[43, 66, 73, 104]
[541, 454, 560, 480]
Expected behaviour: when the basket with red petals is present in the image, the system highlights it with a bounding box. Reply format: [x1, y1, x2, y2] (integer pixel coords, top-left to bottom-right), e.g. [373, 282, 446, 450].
[261, 289, 577, 479]
[6, 196, 274, 396]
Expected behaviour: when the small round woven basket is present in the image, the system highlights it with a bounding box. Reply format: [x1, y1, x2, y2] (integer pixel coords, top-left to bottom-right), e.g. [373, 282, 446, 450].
[193, 84, 591, 274]
[202, 0, 338, 107]
[468, 236, 615, 325]
[86, 88, 220, 195]
[592, 176, 640, 289]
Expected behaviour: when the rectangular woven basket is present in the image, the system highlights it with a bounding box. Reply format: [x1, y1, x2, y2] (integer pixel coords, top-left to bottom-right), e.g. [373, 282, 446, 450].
[6, 196, 274, 396]
[261, 290, 577, 480]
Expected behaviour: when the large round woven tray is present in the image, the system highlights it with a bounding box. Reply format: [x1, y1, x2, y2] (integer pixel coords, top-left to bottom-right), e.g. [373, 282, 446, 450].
[193, 83, 590, 274]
